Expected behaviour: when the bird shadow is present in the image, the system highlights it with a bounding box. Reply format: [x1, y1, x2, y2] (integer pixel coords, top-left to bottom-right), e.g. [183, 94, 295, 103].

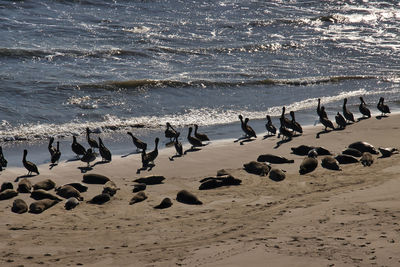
[165, 141, 175, 147]
[262, 134, 275, 140]
[239, 139, 256, 145]
[316, 129, 333, 139]
[233, 136, 251, 143]
[66, 157, 81, 162]
[169, 154, 183, 161]
[376, 115, 389, 120]
[78, 166, 93, 173]
[357, 117, 370, 122]
[274, 138, 292, 149]
[14, 174, 36, 182]
[184, 147, 202, 154]
[136, 163, 155, 174]
[49, 163, 58, 170]
[121, 151, 141, 158]
[92, 160, 110, 167]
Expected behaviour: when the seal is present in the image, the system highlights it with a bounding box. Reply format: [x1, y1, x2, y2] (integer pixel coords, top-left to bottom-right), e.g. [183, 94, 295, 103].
[129, 191, 147, 205]
[64, 182, 88, 193]
[31, 189, 62, 201]
[33, 179, 56, 191]
[199, 175, 241, 190]
[102, 181, 119, 196]
[11, 198, 28, 214]
[176, 190, 202, 205]
[82, 173, 110, 184]
[269, 168, 286, 182]
[0, 182, 13, 192]
[0, 189, 18, 200]
[348, 141, 379, 154]
[17, 178, 32, 193]
[257, 154, 294, 164]
[65, 197, 80, 210]
[154, 197, 172, 209]
[243, 161, 271, 176]
[29, 199, 60, 214]
[321, 156, 341, 171]
[132, 183, 146, 193]
[342, 148, 362, 157]
[360, 152, 374, 167]
[56, 185, 83, 200]
[315, 147, 332, 156]
[134, 175, 165, 185]
[299, 150, 318, 175]
[291, 145, 315, 156]
[379, 147, 399, 158]
[335, 154, 359, 164]
[87, 193, 111, 205]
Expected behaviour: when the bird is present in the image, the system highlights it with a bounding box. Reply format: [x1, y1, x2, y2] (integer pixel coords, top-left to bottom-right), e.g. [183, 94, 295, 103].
[142, 137, 159, 167]
[86, 127, 99, 151]
[0, 146, 7, 168]
[265, 115, 276, 136]
[22, 149, 39, 175]
[81, 148, 96, 167]
[165, 122, 178, 140]
[359, 97, 371, 118]
[51, 141, 61, 164]
[194, 124, 210, 141]
[280, 107, 292, 129]
[99, 137, 112, 162]
[173, 132, 183, 157]
[187, 127, 203, 149]
[335, 112, 346, 129]
[343, 98, 355, 123]
[71, 136, 86, 158]
[48, 137, 56, 157]
[289, 111, 303, 135]
[317, 98, 327, 118]
[127, 132, 147, 152]
[279, 117, 293, 140]
[244, 118, 257, 138]
[319, 107, 335, 131]
[377, 97, 390, 116]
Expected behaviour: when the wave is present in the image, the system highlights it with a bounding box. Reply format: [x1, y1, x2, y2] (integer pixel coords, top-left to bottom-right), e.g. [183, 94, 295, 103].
[1, 88, 397, 142]
[76, 75, 378, 90]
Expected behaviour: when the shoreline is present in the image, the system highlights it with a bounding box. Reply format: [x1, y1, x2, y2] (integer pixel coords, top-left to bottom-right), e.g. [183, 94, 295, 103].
[0, 112, 400, 266]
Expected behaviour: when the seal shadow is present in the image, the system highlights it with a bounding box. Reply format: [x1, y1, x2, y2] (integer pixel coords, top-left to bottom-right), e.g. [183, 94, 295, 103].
[78, 166, 93, 173]
[274, 138, 292, 149]
[14, 174, 36, 182]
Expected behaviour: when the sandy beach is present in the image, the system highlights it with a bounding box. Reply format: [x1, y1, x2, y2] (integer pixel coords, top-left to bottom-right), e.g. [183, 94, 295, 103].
[1, 113, 400, 266]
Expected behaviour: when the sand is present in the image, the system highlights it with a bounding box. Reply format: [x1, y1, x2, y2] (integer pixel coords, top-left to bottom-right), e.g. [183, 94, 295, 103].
[0, 113, 400, 266]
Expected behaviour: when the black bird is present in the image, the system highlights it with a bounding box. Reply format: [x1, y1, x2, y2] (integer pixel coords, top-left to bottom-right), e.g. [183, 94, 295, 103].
[194, 124, 210, 141]
[280, 107, 292, 129]
[48, 137, 56, 157]
[142, 137, 159, 167]
[22, 149, 39, 175]
[127, 132, 147, 152]
[173, 132, 183, 156]
[279, 117, 293, 140]
[244, 118, 257, 138]
[0, 146, 7, 168]
[377, 97, 390, 116]
[319, 107, 335, 131]
[317, 98, 327, 118]
[265, 115, 276, 136]
[99, 137, 112, 162]
[343, 98, 355, 123]
[359, 97, 371, 118]
[165, 122, 178, 140]
[86, 127, 99, 151]
[72, 136, 86, 158]
[335, 112, 347, 129]
[289, 111, 303, 134]
[81, 148, 96, 167]
[187, 127, 203, 149]
[51, 141, 61, 164]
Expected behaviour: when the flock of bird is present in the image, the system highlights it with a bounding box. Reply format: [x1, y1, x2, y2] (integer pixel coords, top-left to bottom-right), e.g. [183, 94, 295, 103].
[0, 96, 392, 176]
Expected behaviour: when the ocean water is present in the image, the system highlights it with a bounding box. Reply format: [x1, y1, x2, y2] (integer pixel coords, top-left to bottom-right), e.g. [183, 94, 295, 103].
[1, 1, 400, 164]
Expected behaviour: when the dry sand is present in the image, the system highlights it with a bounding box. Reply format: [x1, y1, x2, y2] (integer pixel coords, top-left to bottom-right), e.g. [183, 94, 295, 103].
[1, 113, 400, 266]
